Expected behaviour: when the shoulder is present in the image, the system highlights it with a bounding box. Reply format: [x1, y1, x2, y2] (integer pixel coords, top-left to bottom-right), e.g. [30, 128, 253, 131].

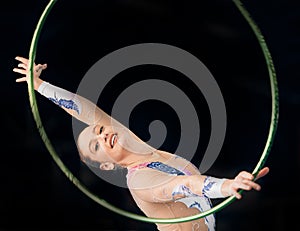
[127, 167, 179, 190]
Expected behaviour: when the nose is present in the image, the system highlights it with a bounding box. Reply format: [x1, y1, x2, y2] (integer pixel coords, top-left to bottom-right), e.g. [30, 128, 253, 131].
[98, 132, 109, 142]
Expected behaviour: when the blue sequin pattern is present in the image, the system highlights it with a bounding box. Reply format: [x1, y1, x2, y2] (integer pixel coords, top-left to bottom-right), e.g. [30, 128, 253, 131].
[147, 162, 185, 175]
[49, 95, 80, 114]
[202, 177, 216, 196]
[172, 185, 196, 198]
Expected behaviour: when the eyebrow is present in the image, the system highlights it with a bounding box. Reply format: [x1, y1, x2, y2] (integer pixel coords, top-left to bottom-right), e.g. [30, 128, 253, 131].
[88, 125, 100, 154]
[92, 125, 99, 134]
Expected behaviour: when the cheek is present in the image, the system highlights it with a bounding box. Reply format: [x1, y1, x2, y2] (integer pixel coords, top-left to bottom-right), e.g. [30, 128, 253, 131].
[108, 144, 125, 162]
[97, 150, 109, 161]
[97, 145, 115, 162]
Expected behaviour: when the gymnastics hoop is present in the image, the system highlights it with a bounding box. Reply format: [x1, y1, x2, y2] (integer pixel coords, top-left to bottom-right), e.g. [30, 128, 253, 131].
[27, 0, 279, 224]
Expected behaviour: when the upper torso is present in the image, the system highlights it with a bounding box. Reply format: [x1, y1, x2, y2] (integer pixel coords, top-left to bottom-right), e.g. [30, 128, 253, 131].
[126, 151, 215, 231]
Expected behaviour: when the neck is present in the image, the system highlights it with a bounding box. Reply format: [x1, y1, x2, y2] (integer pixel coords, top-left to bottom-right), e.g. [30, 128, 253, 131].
[120, 151, 161, 169]
[123, 150, 175, 169]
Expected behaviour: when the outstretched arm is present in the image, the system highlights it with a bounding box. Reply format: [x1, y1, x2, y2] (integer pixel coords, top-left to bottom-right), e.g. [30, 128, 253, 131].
[129, 167, 269, 202]
[13, 56, 153, 151]
[13, 56, 110, 125]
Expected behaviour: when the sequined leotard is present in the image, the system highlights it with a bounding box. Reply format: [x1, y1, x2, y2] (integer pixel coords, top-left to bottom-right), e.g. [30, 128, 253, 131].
[127, 155, 215, 231]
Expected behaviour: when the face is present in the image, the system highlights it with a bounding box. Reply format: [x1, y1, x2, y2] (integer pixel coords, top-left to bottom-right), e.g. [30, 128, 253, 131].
[77, 122, 156, 170]
[77, 124, 121, 170]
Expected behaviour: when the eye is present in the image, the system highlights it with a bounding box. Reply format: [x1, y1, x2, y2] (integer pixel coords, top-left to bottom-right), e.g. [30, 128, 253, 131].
[95, 141, 100, 152]
[99, 126, 104, 134]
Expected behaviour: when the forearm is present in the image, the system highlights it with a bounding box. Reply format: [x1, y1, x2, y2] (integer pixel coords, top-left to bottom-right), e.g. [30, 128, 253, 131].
[34, 78, 43, 91]
[170, 173, 231, 200]
[37, 81, 109, 125]
[131, 175, 208, 203]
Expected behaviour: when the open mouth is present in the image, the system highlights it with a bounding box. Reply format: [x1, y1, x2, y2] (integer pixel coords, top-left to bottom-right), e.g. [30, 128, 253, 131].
[110, 133, 117, 148]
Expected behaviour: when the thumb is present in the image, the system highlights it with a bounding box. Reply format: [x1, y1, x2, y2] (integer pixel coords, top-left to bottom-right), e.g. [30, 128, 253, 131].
[35, 63, 47, 73]
[255, 167, 270, 180]
[41, 63, 47, 70]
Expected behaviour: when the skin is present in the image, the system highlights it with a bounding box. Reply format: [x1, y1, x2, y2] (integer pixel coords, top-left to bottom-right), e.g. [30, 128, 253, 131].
[13, 56, 270, 230]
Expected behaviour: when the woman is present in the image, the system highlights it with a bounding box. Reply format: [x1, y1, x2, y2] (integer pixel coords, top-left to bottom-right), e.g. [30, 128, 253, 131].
[13, 56, 269, 231]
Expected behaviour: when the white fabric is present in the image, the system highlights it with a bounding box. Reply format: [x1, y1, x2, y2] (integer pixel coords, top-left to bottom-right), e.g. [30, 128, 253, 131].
[202, 176, 226, 199]
[38, 81, 82, 114]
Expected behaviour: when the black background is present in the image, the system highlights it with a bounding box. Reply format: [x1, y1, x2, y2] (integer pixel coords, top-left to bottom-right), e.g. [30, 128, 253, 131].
[1, 0, 299, 230]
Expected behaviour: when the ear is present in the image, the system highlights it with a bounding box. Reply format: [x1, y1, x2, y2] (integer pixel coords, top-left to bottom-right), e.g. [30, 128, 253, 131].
[99, 162, 115, 170]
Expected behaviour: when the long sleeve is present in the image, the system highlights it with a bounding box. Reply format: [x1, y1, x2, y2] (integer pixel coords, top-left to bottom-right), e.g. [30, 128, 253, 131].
[128, 170, 207, 203]
[37, 81, 110, 125]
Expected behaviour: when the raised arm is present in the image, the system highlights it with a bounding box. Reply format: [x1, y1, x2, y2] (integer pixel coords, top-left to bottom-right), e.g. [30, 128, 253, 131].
[13, 56, 110, 125]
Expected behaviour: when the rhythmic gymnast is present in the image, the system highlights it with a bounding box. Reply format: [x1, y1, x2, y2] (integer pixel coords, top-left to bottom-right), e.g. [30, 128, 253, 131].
[13, 56, 269, 231]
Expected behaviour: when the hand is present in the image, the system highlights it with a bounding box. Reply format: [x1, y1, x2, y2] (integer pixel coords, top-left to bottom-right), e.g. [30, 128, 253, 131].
[13, 56, 47, 90]
[223, 167, 269, 199]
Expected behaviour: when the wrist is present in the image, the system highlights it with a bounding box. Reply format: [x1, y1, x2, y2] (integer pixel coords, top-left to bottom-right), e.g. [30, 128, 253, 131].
[202, 176, 227, 198]
[221, 179, 234, 197]
[34, 78, 43, 91]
